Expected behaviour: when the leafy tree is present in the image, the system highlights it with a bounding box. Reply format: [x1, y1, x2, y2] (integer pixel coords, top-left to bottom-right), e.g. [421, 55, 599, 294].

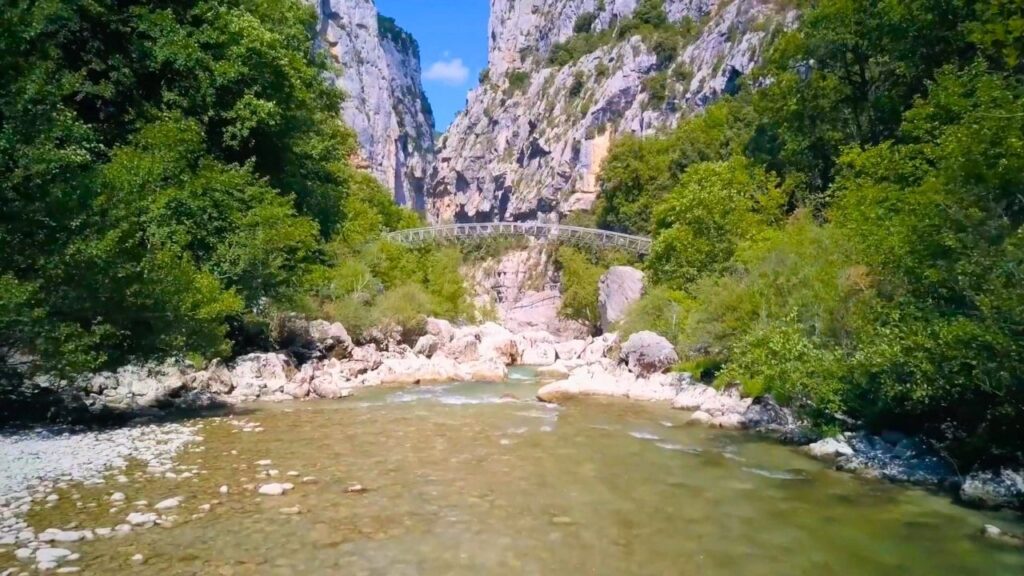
[647, 157, 785, 289]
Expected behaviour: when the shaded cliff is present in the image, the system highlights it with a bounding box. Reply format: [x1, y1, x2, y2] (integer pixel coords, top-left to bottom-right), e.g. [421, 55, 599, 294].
[313, 0, 436, 209]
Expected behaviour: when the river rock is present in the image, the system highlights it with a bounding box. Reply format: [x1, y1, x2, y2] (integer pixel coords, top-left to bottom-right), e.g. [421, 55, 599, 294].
[477, 323, 520, 364]
[688, 411, 713, 425]
[258, 483, 289, 496]
[412, 335, 441, 358]
[981, 524, 1024, 547]
[741, 395, 798, 433]
[620, 332, 678, 377]
[126, 512, 158, 526]
[598, 266, 644, 331]
[671, 384, 720, 411]
[960, 469, 1024, 511]
[834, 433, 955, 486]
[516, 331, 558, 366]
[804, 437, 855, 460]
[284, 362, 315, 399]
[35, 548, 72, 564]
[425, 318, 455, 345]
[188, 359, 234, 395]
[441, 333, 480, 363]
[230, 353, 293, 400]
[154, 497, 181, 510]
[308, 320, 353, 359]
[553, 339, 587, 361]
[579, 333, 619, 362]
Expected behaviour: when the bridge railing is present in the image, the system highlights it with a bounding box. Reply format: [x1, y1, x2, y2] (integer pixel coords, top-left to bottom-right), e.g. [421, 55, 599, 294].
[383, 222, 652, 255]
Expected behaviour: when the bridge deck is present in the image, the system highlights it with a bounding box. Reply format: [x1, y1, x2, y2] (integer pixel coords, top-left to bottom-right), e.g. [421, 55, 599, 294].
[383, 222, 652, 255]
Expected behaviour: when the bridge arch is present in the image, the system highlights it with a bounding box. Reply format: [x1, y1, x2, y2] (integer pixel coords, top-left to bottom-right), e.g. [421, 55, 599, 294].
[383, 222, 652, 255]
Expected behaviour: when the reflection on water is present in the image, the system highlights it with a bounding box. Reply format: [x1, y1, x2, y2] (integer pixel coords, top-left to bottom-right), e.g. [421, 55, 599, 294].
[21, 369, 1024, 575]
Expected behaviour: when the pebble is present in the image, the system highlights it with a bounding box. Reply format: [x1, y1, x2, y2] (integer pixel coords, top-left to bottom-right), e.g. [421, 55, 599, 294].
[44, 495, 59, 502]
[301, 477, 317, 484]
[345, 484, 367, 494]
[219, 485, 229, 494]
[35, 548, 72, 564]
[131, 554, 145, 565]
[126, 512, 158, 526]
[257, 484, 288, 496]
[279, 506, 301, 515]
[286, 471, 299, 477]
[56, 568, 81, 574]
[154, 497, 181, 510]
[255, 460, 272, 466]
[551, 516, 574, 525]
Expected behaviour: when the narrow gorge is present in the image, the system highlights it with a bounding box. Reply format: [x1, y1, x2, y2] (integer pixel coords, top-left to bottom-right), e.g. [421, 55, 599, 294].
[3, 0, 1024, 574]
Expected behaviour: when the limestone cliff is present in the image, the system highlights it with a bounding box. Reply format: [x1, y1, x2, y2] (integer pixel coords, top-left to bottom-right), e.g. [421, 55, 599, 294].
[312, 0, 436, 209]
[429, 0, 795, 223]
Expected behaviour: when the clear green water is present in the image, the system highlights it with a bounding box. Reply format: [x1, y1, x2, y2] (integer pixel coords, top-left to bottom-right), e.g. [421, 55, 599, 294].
[14, 368, 1024, 575]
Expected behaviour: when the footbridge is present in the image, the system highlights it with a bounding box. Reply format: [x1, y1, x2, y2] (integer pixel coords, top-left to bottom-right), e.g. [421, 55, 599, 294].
[384, 222, 652, 255]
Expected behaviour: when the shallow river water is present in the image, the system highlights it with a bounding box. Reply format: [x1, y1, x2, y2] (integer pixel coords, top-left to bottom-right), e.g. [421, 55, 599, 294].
[8, 368, 1024, 575]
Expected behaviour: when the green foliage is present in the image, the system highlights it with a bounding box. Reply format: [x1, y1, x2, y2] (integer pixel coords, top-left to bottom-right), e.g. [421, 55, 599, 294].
[479, 67, 490, 84]
[616, 287, 690, 349]
[574, 11, 598, 34]
[0, 0, 359, 375]
[643, 72, 669, 106]
[547, 0, 685, 68]
[568, 71, 587, 99]
[598, 98, 756, 235]
[647, 157, 785, 289]
[599, 0, 1024, 467]
[554, 246, 605, 329]
[506, 71, 531, 94]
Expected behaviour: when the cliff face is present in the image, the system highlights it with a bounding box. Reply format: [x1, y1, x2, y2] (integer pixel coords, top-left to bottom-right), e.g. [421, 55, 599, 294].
[429, 0, 794, 223]
[313, 0, 436, 209]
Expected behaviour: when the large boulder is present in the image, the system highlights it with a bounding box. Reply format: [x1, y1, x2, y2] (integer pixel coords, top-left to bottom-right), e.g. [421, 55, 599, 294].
[960, 469, 1024, 511]
[537, 360, 630, 402]
[309, 359, 355, 399]
[553, 339, 587, 361]
[598, 266, 644, 331]
[110, 360, 191, 409]
[189, 359, 234, 395]
[620, 331, 678, 377]
[412, 335, 441, 358]
[440, 333, 480, 363]
[516, 331, 558, 366]
[425, 318, 455, 345]
[579, 333, 619, 362]
[741, 395, 797, 433]
[478, 323, 520, 364]
[308, 320, 353, 359]
[230, 353, 294, 400]
[671, 383, 720, 411]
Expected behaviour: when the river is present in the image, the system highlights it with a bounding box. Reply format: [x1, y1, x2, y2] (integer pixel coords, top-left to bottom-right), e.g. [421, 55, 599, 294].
[9, 368, 1024, 575]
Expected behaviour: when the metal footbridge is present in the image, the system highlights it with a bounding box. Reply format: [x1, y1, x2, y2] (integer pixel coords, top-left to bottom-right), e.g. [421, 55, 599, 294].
[383, 222, 652, 255]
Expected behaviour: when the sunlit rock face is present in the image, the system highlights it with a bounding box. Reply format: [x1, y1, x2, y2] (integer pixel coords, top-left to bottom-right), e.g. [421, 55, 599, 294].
[311, 0, 436, 210]
[429, 0, 795, 223]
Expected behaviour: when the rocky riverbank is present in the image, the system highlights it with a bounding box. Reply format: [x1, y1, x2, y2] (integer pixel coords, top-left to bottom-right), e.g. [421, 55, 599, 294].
[16, 319, 1024, 520]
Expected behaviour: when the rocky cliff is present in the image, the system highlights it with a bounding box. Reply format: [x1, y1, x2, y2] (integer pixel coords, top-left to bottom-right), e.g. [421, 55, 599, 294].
[429, 0, 795, 223]
[312, 0, 436, 209]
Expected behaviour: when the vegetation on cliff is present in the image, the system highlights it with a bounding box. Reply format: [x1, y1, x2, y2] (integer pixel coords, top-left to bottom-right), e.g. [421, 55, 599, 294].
[603, 0, 1024, 467]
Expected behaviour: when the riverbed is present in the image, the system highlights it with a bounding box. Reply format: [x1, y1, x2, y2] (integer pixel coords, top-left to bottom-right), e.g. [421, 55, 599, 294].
[2, 368, 1022, 575]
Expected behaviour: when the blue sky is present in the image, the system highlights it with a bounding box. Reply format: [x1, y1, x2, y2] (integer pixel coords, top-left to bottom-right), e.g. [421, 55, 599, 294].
[376, 0, 490, 130]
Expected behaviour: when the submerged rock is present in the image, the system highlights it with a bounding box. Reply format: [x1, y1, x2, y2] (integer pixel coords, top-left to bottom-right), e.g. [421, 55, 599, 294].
[833, 433, 955, 486]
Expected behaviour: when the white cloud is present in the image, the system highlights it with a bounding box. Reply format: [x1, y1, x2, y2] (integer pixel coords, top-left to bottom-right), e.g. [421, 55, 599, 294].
[424, 58, 469, 86]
